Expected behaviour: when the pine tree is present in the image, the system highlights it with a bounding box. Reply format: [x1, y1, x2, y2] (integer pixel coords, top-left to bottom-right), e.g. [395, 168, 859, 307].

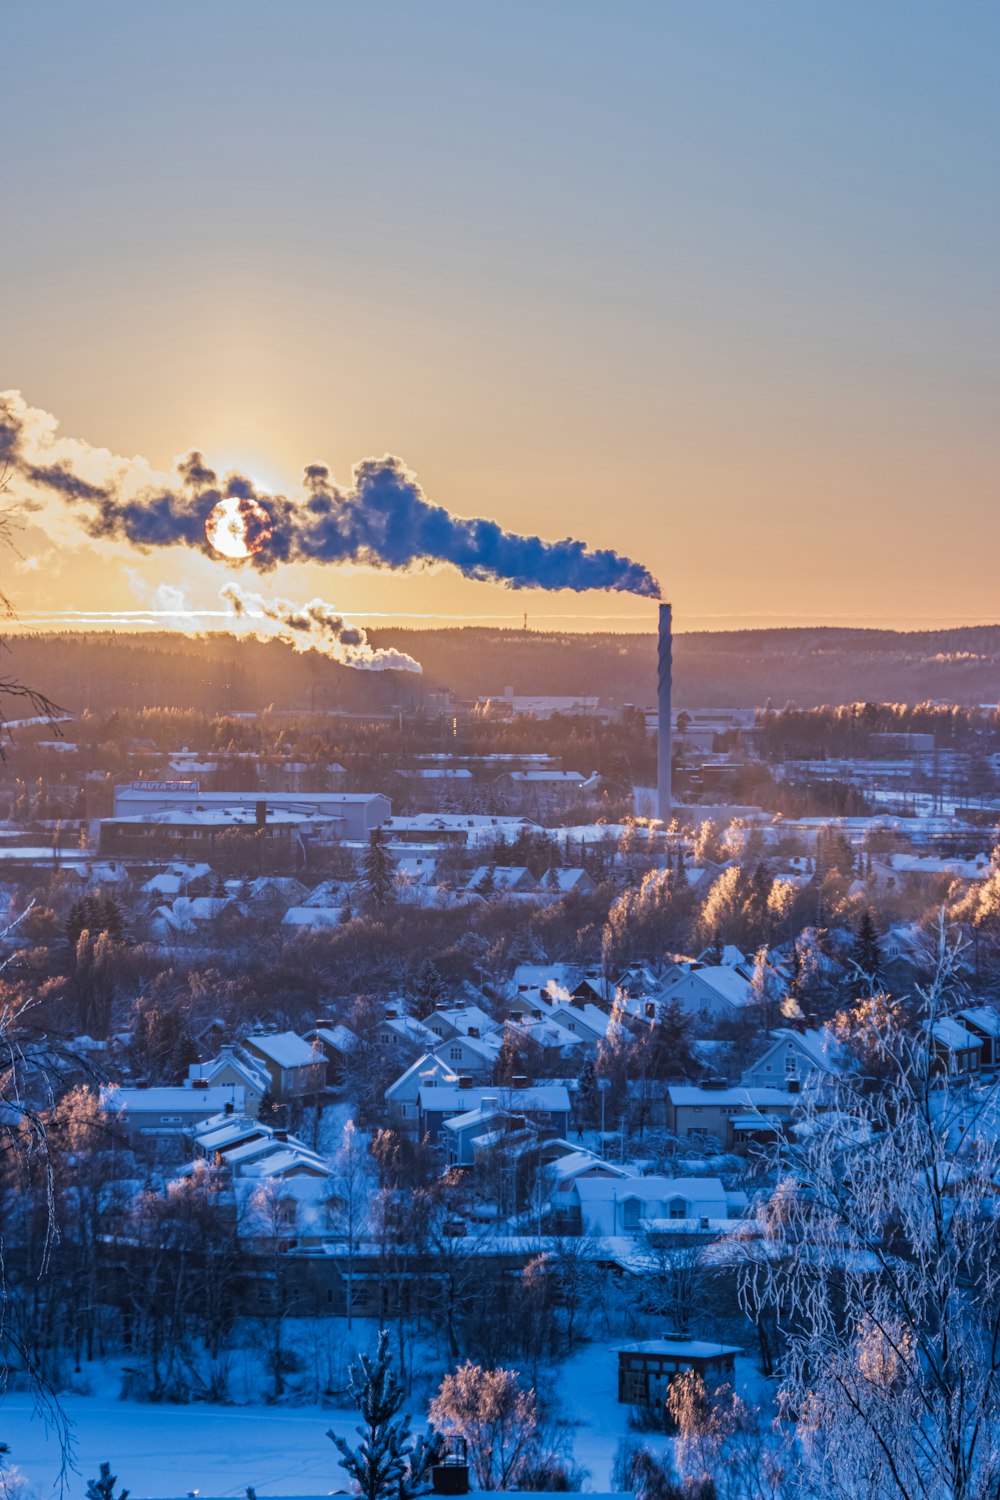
[412, 960, 447, 1018]
[329, 1328, 442, 1500]
[86, 1463, 129, 1500]
[576, 1055, 599, 1130]
[475, 865, 497, 898]
[360, 826, 395, 914]
[852, 907, 883, 980]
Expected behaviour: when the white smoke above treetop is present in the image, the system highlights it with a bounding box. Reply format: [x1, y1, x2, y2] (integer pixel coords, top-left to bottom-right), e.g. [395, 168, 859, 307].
[220, 584, 421, 673]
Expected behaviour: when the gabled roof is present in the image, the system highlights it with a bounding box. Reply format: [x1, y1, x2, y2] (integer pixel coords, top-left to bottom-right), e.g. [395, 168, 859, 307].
[929, 1017, 982, 1052]
[384, 1051, 458, 1100]
[243, 1031, 320, 1069]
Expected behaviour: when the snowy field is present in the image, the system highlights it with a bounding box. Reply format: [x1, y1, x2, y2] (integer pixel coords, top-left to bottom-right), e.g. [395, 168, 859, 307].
[0, 1341, 760, 1497]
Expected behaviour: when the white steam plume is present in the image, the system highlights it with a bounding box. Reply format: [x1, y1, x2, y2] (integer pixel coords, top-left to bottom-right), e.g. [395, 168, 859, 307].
[220, 584, 422, 673]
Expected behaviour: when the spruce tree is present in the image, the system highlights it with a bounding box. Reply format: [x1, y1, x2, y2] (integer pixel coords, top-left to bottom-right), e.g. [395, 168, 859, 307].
[576, 1055, 599, 1130]
[360, 826, 395, 914]
[86, 1463, 129, 1500]
[853, 907, 883, 979]
[329, 1329, 442, 1500]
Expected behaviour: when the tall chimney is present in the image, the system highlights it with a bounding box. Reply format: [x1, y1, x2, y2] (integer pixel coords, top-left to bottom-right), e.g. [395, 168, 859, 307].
[657, 602, 672, 821]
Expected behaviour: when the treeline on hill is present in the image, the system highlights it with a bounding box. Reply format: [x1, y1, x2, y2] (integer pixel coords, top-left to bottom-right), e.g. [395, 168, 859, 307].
[7, 624, 1000, 716]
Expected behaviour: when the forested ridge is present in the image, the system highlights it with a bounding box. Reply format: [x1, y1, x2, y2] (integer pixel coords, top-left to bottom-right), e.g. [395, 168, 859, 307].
[6, 623, 1000, 715]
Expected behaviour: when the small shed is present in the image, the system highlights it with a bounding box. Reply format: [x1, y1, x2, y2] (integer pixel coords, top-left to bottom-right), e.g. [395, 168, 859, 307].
[617, 1339, 741, 1407]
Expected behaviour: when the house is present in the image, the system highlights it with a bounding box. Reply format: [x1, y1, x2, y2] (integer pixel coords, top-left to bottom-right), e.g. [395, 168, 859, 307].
[442, 1102, 537, 1167]
[573, 1174, 745, 1236]
[660, 965, 756, 1020]
[103, 1084, 246, 1143]
[466, 866, 537, 897]
[246, 876, 310, 909]
[425, 1005, 498, 1044]
[504, 1016, 586, 1063]
[150, 895, 244, 940]
[376, 1012, 440, 1055]
[495, 770, 592, 816]
[544, 1151, 639, 1231]
[384, 1052, 459, 1130]
[188, 1044, 268, 1115]
[242, 1031, 326, 1101]
[548, 999, 612, 1045]
[190, 1112, 270, 1164]
[305, 1023, 357, 1087]
[617, 1341, 742, 1408]
[955, 1007, 1000, 1068]
[432, 1032, 500, 1074]
[537, 867, 595, 897]
[141, 861, 213, 897]
[666, 1085, 797, 1147]
[740, 1027, 846, 1091]
[928, 1018, 983, 1078]
[234, 1173, 345, 1251]
[282, 905, 344, 931]
[417, 1080, 571, 1141]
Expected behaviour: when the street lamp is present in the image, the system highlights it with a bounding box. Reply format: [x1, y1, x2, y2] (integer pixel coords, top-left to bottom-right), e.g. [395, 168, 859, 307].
[598, 1078, 611, 1160]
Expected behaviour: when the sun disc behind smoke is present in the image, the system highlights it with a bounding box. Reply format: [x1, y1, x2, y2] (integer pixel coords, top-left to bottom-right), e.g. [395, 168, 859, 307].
[205, 495, 271, 560]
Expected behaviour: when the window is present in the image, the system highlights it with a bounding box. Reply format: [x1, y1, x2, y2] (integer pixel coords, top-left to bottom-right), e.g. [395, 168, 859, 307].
[622, 1197, 642, 1230]
[160, 1115, 182, 1124]
[784, 1054, 798, 1075]
[668, 1197, 688, 1220]
[449, 1046, 462, 1061]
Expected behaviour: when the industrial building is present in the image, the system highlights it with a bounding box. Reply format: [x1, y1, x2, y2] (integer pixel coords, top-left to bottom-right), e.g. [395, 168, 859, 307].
[98, 785, 390, 860]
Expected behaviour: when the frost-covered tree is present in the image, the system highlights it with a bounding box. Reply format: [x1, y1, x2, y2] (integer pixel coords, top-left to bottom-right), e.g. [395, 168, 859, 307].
[430, 1361, 539, 1490]
[329, 1328, 442, 1500]
[738, 946, 1000, 1499]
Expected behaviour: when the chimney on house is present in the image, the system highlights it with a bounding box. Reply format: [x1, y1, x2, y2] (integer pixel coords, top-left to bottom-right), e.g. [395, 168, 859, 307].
[255, 800, 267, 829]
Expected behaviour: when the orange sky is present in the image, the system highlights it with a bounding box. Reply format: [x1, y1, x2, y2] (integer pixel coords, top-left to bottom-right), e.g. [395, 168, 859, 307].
[5, 4, 1000, 635]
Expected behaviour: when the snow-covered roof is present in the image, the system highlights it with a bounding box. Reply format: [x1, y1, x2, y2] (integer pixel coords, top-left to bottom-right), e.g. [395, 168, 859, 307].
[668, 1085, 796, 1108]
[670, 965, 754, 1007]
[384, 1052, 458, 1099]
[544, 1151, 639, 1183]
[104, 1085, 245, 1115]
[282, 905, 344, 928]
[930, 1018, 982, 1052]
[618, 1339, 742, 1359]
[957, 1006, 1000, 1038]
[141, 861, 212, 895]
[189, 1051, 268, 1094]
[244, 1031, 319, 1068]
[419, 1083, 570, 1113]
[310, 1024, 356, 1053]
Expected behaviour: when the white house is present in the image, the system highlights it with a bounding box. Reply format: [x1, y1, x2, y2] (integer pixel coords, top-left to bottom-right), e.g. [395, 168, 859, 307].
[188, 1044, 268, 1115]
[660, 965, 755, 1019]
[740, 1028, 846, 1091]
[384, 1052, 458, 1129]
[572, 1174, 746, 1236]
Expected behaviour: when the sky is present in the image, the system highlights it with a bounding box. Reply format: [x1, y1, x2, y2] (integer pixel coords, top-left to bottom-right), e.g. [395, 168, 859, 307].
[4, 1, 1000, 634]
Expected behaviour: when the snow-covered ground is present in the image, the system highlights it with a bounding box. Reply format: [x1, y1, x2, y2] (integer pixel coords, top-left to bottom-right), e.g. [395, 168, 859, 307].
[1, 1337, 765, 1496]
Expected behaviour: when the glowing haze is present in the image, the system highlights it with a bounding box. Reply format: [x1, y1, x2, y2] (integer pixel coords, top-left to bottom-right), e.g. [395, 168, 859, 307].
[4, 4, 1000, 630]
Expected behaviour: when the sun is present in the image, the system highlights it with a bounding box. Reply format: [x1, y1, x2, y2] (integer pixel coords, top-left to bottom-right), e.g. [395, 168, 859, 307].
[205, 495, 270, 560]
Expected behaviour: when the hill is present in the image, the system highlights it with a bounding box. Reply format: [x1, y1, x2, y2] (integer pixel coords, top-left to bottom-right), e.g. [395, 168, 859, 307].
[4, 624, 1000, 717]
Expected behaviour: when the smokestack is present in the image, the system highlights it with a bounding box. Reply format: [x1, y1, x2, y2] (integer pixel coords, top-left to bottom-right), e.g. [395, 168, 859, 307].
[657, 602, 672, 821]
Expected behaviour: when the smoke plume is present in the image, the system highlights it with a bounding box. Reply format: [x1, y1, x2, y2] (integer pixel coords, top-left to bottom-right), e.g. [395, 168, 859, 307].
[2, 391, 661, 597]
[220, 583, 422, 673]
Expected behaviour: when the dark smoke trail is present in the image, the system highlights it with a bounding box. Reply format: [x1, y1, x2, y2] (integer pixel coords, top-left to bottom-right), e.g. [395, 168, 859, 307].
[1, 391, 661, 598]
